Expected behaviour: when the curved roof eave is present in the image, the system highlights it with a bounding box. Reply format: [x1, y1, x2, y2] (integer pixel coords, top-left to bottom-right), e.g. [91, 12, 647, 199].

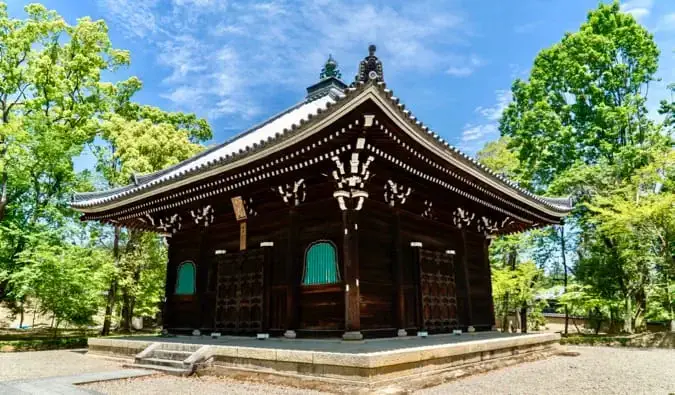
[72, 81, 572, 217]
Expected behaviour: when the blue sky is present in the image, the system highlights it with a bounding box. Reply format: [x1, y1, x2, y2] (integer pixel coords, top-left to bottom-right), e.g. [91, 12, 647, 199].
[6, 0, 675, 162]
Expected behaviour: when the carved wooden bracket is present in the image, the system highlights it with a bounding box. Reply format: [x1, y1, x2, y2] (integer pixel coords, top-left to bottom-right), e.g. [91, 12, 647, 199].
[421, 200, 435, 219]
[275, 179, 306, 207]
[191, 205, 215, 227]
[332, 140, 374, 211]
[384, 179, 412, 207]
[452, 207, 475, 229]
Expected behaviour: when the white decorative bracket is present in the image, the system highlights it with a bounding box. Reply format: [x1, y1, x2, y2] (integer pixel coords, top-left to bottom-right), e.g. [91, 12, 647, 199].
[157, 214, 182, 234]
[332, 141, 374, 211]
[477, 216, 500, 235]
[410, 241, 423, 248]
[384, 180, 412, 207]
[260, 241, 274, 247]
[452, 207, 475, 229]
[246, 197, 258, 217]
[422, 200, 435, 219]
[214, 249, 227, 255]
[275, 179, 306, 207]
[191, 205, 215, 227]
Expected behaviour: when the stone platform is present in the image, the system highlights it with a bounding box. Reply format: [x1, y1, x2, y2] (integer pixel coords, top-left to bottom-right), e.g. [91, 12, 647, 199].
[88, 332, 561, 389]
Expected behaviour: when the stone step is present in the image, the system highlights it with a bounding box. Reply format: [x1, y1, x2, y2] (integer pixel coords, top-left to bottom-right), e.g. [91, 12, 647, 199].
[157, 342, 202, 353]
[140, 357, 188, 369]
[150, 349, 193, 361]
[126, 363, 192, 377]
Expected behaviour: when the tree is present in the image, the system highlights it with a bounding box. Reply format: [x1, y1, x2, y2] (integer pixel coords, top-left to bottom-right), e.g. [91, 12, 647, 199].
[93, 77, 211, 334]
[491, 261, 547, 332]
[0, 227, 113, 329]
[0, 2, 129, 316]
[500, 1, 659, 188]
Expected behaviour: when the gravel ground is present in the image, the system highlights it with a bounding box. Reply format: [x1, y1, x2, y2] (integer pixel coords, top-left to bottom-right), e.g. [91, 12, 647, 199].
[82, 375, 328, 395]
[0, 349, 123, 381]
[83, 346, 675, 395]
[417, 346, 675, 395]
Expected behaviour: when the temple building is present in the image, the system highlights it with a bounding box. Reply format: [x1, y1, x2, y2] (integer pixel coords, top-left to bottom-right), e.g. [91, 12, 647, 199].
[72, 46, 572, 340]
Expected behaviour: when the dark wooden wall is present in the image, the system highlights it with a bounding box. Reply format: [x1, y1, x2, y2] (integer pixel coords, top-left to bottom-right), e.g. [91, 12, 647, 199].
[164, 190, 495, 335]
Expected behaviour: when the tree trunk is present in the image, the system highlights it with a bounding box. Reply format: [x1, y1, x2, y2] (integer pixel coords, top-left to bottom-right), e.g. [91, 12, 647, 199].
[0, 170, 7, 222]
[502, 248, 517, 332]
[623, 295, 633, 334]
[18, 299, 24, 329]
[520, 305, 528, 333]
[119, 230, 142, 333]
[560, 224, 569, 335]
[101, 225, 122, 336]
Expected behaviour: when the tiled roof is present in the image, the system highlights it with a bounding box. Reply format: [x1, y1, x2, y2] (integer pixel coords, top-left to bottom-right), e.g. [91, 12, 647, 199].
[72, 89, 343, 208]
[72, 80, 572, 215]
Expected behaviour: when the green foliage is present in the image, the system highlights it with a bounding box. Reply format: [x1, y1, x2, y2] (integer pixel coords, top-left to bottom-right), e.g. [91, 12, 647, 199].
[485, 1, 674, 335]
[0, 2, 211, 331]
[0, 228, 113, 327]
[492, 261, 547, 331]
[500, 1, 659, 188]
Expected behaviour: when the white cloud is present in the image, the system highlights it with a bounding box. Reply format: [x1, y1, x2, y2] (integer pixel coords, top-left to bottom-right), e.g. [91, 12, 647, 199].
[98, 0, 473, 121]
[458, 89, 512, 155]
[475, 90, 512, 121]
[98, 0, 161, 38]
[620, 0, 653, 21]
[446, 55, 484, 77]
[461, 123, 497, 142]
[655, 13, 675, 32]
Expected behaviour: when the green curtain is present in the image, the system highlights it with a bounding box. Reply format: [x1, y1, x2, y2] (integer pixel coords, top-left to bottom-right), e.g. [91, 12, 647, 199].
[175, 261, 196, 295]
[303, 242, 339, 285]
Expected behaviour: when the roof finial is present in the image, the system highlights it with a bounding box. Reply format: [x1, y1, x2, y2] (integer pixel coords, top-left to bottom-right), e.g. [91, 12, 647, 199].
[356, 44, 383, 83]
[320, 54, 341, 80]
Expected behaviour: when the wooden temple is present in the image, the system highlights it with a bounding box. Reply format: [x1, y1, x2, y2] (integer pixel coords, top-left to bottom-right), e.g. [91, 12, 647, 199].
[72, 46, 572, 339]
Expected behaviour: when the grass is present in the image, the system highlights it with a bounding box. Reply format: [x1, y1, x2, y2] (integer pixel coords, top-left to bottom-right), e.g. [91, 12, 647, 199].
[0, 337, 88, 352]
[0, 326, 162, 352]
[561, 332, 675, 349]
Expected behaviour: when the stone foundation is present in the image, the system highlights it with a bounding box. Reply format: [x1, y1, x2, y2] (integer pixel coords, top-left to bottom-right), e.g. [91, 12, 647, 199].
[88, 333, 561, 389]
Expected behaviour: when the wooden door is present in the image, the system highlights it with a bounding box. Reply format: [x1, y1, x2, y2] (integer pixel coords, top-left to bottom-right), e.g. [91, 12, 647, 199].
[418, 249, 459, 332]
[214, 249, 265, 333]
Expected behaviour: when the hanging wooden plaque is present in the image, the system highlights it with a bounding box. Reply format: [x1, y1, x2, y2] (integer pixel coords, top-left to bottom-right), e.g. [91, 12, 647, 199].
[231, 196, 248, 221]
[239, 222, 247, 251]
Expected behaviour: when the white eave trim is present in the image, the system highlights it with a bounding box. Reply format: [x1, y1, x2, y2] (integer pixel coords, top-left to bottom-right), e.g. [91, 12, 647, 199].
[76, 86, 568, 218]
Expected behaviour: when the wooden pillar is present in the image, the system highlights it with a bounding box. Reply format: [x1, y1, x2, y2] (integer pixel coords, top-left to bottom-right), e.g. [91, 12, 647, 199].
[261, 242, 274, 334]
[461, 230, 473, 328]
[393, 210, 406, 336]
[162, 235, 173, 331]
[410, 242, 424, 331]
[484, 237, 496, 330]
[342, 209, 362, 340]
[284, 209, 298, 338]
[197, 229, 207, 331]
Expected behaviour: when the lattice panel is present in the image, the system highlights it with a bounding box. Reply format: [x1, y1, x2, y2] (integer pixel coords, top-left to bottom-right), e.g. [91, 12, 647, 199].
[214, 249, 265, 333]
[419, 249, 458, 332]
